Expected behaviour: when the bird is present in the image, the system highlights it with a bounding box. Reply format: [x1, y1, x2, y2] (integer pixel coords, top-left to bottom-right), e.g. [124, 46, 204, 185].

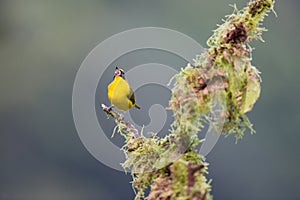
[107, 67, 141, 111]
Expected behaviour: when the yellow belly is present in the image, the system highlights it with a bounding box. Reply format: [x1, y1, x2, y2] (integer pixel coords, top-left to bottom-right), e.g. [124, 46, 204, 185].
[107, 76, 133, 111]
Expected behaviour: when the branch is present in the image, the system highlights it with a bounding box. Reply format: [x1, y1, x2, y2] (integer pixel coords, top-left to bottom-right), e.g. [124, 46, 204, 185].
[102, 1, 275, 199]
[101, 104, 139, 138]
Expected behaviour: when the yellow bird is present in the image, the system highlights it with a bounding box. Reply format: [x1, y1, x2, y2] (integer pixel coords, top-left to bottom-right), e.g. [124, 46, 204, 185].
[107, 67, 141, 111]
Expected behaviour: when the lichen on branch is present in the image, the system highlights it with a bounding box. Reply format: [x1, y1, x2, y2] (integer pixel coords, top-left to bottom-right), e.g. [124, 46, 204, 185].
[170, 0, 276, 140]
[102, 0, 275, 199]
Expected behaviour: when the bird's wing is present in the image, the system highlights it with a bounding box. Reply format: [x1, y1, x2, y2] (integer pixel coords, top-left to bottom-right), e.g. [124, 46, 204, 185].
[128, 88, 136, 105]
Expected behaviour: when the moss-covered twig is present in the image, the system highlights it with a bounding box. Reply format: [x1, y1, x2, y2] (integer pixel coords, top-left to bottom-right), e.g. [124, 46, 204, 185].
[102, 0, 275, 199]
[102, 104, 139, 138]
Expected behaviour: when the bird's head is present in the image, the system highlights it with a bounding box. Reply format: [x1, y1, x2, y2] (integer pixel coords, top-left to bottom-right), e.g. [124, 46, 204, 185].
[114, 67, 125, 78]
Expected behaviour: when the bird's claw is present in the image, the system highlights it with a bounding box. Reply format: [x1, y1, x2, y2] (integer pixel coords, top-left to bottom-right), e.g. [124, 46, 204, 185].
[101, 104, 113, 112]
[107, 105, 114, 112]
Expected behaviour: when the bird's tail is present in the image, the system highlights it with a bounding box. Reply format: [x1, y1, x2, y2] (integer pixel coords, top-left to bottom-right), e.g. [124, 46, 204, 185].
[134, 104, 141, 109]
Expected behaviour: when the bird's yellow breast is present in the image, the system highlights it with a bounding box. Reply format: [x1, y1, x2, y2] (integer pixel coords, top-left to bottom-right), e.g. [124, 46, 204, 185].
[107, 76, 133, 110]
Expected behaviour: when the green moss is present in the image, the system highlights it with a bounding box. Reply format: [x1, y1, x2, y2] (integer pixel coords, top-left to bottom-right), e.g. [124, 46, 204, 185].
[104, 0, 275, 199]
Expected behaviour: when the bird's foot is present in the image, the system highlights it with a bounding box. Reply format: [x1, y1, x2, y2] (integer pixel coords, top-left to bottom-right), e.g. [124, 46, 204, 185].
[107, 105, 114, 112]
[101, 104, 114, 112]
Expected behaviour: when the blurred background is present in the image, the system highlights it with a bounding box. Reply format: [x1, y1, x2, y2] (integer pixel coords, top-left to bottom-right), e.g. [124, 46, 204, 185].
[1, 0, 299, 199]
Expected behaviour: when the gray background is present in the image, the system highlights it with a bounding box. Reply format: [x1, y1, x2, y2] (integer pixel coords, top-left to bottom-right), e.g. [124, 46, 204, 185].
[1, 0, 299, 199]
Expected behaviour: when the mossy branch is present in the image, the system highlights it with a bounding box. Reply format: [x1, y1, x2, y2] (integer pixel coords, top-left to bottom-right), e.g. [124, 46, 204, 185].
[102, 104, 139, 138]
[102, 0, 275, 199]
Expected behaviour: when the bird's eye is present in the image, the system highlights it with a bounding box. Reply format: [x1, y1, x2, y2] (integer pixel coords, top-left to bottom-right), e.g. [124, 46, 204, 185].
[114, 68, 125, 77]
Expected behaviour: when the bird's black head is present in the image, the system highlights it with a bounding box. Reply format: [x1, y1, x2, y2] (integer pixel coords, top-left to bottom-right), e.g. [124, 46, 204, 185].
[114, 67, 125, 78]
